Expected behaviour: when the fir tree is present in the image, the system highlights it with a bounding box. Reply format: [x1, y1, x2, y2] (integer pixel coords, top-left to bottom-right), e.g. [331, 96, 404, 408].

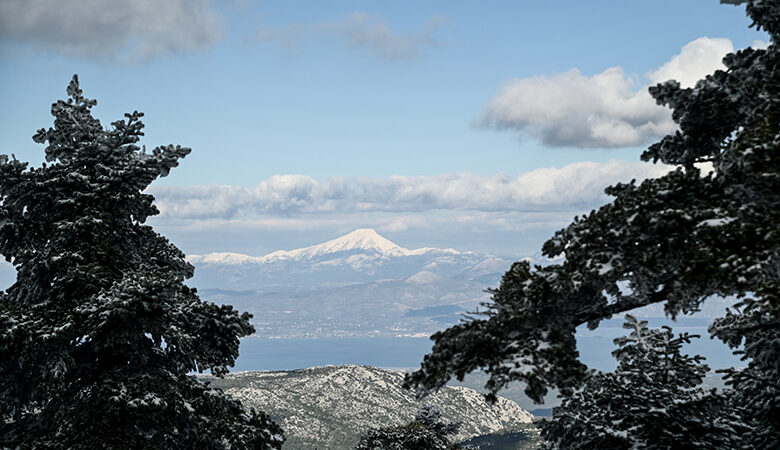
[406, 0, 779, 447]
[541, 316, 743, 449]
[0, 76, 284, 448]
[355, 404, 461, 450]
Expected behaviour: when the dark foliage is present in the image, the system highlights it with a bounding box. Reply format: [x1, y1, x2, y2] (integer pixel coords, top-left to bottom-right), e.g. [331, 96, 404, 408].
[541, 316, 744, 449]
[0, 76, 283, 448]
[355, 404, 461, 450]
[406, 1, 779, 447]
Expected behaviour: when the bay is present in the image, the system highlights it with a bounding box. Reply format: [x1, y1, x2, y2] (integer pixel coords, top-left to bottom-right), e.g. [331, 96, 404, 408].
[232, 336, 435, 372]
[232, 326, 743, 373]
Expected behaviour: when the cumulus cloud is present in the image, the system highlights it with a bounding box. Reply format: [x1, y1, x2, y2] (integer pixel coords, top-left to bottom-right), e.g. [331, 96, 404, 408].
[479, 37, 734, 148]
[258, 13, 447, 60]
[150, 160, 671, 219]
[479, 67, 674, 148]
[0, 0, 223, 61]
[646, 37, 733, 88]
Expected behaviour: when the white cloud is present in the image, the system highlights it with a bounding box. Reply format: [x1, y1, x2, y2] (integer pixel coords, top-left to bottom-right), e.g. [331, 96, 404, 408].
[150, 160, 671, 219]
[479, 67, 674, 148]
[751, 39, 770, 50]
[323, 13, 446, 60]
[377, 216, 431, 233]
[0, 0, 223, 62]
[646, 37, 733, 88]
[479, 37, 733, 148]
[257, 13, 447, 60]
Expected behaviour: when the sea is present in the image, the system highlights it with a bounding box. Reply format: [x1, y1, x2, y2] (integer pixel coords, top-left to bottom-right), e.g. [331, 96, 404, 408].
[232, 317, 743, 373]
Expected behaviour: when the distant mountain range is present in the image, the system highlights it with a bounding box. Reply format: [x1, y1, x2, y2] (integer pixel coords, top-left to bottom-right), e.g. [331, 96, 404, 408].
[205, 364, 537, 449]
[187, 228, 512, 289]
[182, 228, 737, 338]
[0, 228, 735, 339]
[187, 229, 517, 338]
[192, 228, 461, 263]
[0, 229, 514, 338]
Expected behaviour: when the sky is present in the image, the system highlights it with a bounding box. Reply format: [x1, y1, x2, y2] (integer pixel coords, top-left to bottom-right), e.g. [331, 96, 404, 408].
[0, 0, 769, 258]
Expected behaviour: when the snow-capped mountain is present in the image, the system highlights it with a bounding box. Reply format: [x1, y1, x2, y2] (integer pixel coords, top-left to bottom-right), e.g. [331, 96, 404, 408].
[206, 364, 536, 449]
[188, 228, 460, 265]
[187, 228, 506, 290]
[187, 229, 514, 338]
[263, 228, 461, 260]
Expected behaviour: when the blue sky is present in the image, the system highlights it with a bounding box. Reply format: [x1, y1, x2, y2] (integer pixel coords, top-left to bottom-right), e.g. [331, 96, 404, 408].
[0, 0, 768, 257]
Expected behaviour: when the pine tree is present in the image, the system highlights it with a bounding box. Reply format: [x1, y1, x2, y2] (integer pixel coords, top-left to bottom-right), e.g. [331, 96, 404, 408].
[406, 1, 778, 447]
[0, 76, 284, 448]
[355, 404, 461, 450]
[541, 316, 743, 449]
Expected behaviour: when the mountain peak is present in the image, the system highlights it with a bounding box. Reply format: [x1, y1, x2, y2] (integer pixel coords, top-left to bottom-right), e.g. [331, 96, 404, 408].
[344, 228, 382, 238]
[188, 229, 462, 265]
[327, 228, 400, 252]
[263, 228, 407, 260]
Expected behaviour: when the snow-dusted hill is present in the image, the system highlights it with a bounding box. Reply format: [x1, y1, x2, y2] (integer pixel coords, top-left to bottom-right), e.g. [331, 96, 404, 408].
[207, 364, 535, 449]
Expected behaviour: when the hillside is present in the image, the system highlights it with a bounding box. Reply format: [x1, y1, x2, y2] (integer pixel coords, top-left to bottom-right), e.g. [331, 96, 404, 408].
[206, 365, 535, 449]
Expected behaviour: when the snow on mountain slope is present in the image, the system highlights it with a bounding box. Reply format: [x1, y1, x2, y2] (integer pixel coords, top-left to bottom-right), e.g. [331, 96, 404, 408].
[265, 228, 448, 260]
[190, 252, 265, 265]
[186, 229, 517, 337]
[207, 365, 534, 449]
[186, 229, 501, 291]
[188, 228, 460, 265]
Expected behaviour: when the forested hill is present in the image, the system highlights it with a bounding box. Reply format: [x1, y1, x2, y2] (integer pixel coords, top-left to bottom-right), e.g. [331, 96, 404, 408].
[205, 365, 536, 449]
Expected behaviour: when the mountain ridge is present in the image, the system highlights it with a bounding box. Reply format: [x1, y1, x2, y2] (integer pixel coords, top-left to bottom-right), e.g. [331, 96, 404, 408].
[185, 229, 514, 337]
[206, 364, 536, 449]
[188, 228, 462, 265]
